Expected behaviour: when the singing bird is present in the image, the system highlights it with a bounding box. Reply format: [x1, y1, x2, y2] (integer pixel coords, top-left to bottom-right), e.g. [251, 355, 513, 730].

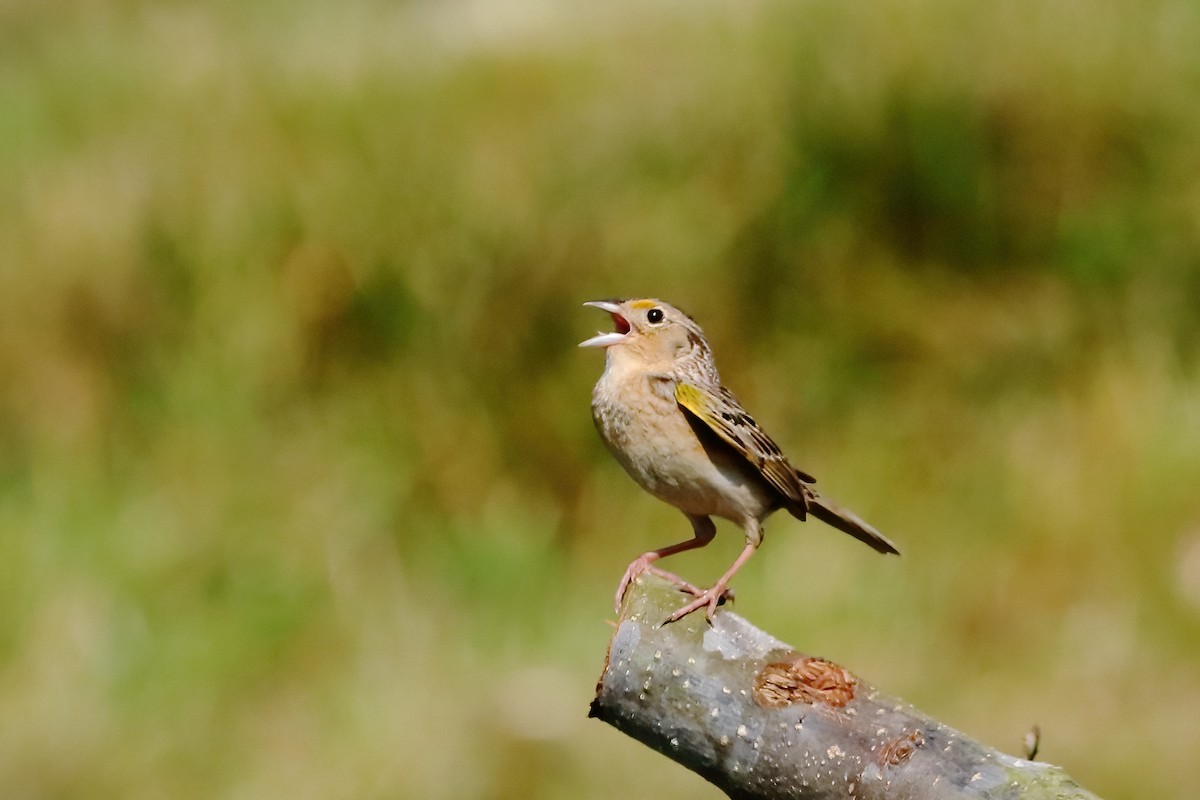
[580, 299, 899, 624]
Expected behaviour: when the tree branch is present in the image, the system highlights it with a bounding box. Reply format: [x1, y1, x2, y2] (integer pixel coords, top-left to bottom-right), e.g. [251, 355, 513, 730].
[590, 574, 1102, 800]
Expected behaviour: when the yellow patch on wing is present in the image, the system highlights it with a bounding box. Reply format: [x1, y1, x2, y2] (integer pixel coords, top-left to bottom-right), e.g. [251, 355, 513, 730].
[674, 382, 713, 423]
[675, 380, 813, 511]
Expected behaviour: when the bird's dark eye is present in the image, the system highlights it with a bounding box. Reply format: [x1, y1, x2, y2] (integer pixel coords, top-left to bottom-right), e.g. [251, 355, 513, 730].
[647, 308, 664, 324]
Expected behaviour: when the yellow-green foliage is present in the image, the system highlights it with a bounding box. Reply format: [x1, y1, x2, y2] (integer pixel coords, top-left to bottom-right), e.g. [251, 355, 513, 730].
[2, 1, 1199, 798]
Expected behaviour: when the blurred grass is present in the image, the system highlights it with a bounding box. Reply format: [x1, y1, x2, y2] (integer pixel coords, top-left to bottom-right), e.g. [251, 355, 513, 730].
[2, 0, 1200, 797]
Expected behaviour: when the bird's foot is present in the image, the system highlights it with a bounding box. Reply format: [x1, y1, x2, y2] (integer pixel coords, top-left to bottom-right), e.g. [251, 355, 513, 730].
[615, 557, 704, 612]
[662, 584, 734, 626]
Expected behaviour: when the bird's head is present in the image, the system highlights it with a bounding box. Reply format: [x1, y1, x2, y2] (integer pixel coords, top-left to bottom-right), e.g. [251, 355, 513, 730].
[579, 298, 708, 367]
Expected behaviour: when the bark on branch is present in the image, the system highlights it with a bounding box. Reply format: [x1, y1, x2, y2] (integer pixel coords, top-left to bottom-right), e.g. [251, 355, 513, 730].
[590, 574, 1102, 800]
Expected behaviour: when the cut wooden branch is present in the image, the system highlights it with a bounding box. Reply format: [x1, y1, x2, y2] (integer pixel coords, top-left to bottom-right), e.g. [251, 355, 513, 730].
[590, 574, 1102, 800]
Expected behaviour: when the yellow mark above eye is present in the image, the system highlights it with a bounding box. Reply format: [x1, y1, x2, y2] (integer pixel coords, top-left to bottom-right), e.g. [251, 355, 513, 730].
[629, 299, 658, 310]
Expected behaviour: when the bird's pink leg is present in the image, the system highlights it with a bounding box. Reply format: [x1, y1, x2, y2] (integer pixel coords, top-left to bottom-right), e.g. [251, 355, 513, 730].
[615, 516, 715, 612]
[663, 541, 759, 625]
[616, 547, 705, 609]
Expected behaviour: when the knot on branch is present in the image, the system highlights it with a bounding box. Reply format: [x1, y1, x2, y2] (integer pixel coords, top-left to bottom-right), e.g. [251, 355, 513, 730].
[753, 655, 857, 709]
[877, 729, 926, 768]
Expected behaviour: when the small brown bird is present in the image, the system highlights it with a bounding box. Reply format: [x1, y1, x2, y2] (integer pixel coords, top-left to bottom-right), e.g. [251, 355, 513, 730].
[581, 298, 899, 624]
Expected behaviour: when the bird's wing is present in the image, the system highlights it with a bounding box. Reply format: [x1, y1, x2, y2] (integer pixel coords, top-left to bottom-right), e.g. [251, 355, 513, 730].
[675, 381, 815, 510]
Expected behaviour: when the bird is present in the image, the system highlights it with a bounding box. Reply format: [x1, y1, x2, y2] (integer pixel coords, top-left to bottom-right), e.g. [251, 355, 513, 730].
[580, 298, 899, 624]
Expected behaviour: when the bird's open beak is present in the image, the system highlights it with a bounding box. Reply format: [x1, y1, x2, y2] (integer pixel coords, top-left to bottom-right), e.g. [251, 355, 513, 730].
[579, 301, 630, 348]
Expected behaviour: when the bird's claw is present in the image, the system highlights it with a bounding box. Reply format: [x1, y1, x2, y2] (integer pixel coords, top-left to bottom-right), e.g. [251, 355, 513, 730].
[614, 557, 707, 613]
[661, 585, 733, 626]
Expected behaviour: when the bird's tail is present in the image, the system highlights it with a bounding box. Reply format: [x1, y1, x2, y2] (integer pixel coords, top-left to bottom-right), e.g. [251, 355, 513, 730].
[794, 491, 900, 556]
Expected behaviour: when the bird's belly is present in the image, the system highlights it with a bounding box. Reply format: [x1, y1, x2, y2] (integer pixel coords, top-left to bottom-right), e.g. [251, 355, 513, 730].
[593, 381, 775, 523]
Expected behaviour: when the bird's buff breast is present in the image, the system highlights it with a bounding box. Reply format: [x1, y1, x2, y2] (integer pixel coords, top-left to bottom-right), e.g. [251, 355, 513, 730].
[591, 367, 773, 522]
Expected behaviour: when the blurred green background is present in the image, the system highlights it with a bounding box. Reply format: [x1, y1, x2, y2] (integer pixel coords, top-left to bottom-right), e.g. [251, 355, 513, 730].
[2, 0, 1199, 797]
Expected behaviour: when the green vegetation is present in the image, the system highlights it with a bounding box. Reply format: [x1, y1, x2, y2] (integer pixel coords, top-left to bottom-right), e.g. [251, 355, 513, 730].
[2, 1, 1199, 797]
